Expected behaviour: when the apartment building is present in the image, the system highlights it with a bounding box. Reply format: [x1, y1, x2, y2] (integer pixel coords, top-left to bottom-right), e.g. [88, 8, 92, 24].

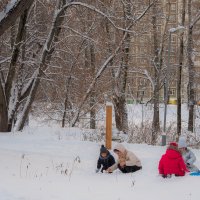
[128, 0, 200, 103]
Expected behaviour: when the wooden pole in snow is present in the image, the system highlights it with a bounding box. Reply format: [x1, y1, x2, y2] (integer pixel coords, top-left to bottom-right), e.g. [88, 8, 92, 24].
[106, 103, 112, 149]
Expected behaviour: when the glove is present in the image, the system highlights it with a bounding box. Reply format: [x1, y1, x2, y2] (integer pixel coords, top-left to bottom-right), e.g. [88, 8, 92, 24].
[96, 169, 100, 173]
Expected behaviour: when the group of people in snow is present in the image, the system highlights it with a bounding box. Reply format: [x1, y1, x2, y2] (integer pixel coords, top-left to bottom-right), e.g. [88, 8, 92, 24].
[96, 137, 199, 178]
[96, 143, 142, 174]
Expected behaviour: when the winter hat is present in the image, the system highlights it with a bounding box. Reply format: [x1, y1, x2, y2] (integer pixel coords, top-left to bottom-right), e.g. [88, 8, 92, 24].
[113, 143, 126, 153]
[100, 145, 108, 154]
[178, 137, 187, 148]
[169, 142, 178, 147]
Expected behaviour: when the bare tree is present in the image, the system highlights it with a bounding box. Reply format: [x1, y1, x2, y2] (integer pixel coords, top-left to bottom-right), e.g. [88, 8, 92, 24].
[151, 1, 160, 143]
[187, 0, 200, 132]
[0, 8, 29, 131]
[111, 0, 132, 134]
[151, 1, 171, 144]
[177, 0, 186, 138]
[16, 0, 69, 131]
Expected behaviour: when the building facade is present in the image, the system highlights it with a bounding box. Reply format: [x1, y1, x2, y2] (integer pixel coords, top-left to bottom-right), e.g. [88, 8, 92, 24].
[128, 0, 200, 104]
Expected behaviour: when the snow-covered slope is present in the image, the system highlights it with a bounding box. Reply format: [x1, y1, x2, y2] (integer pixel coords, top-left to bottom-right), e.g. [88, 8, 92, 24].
[0, 126, 200, 200]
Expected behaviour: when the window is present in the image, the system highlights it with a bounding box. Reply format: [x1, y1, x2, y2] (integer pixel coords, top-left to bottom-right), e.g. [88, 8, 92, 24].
[169, 88, 176, 96]
[135, 46, 140, 54]
[170, 56, 176, 64]
[157, 25, 162, 33]
[169, 14, 177, 23]
[141, 58, 147, 64]
[171, 4, 176, 12]
[137, 90, 145, 97]
[170, 45, 176, 55]
[165, 45, 176, 57]
[143, 47, 148, 54]
[171, 34, 177, 43]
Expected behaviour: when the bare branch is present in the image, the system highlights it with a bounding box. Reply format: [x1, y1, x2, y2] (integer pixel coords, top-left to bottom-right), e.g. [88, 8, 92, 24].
[0, 0, 34, 36]
[190, 10, 200, 29]
[59, 1, 156, 34]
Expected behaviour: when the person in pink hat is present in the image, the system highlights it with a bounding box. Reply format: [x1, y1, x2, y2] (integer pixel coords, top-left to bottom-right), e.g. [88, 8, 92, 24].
[158, 142, 189, 178]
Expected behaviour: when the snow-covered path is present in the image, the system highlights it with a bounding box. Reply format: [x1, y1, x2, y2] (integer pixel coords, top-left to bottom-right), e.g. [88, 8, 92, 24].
[0, 127, 200, 200]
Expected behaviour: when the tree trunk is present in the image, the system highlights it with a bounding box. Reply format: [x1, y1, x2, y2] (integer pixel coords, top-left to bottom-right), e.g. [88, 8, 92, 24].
[89, 43, 96, 129]
[187, 0, 195, 132]
[151, 2, 160, 144]
[7, 9, 28, 131]
[90, 94, 96, 129]
[177, 0, 186, 138]
[70, 30, 131, 127]
[151, 1, 170, 144]
[0, 9, 28, 132]
[17, 0, 67, 131]
[62, 92, 70, 128]
[113, 96, 128, 133]
[61, 71, 74, 128]
[0, 83, 8, 132]
[111, 0, 130, 134]
[0, 0, 34, 36]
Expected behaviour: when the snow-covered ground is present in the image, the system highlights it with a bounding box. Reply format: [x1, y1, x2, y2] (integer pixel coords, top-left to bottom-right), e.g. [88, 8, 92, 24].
[128, 103, 200, 128]
[0, 126, 200, 200]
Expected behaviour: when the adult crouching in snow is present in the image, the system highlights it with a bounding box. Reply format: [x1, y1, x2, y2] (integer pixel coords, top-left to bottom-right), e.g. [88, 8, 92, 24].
[158, 142, 189, 178]
[106, 144, 142, 173]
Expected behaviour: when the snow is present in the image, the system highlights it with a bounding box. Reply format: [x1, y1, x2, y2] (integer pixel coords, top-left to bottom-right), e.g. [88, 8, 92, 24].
[0, 125, 200, 200]
[127, 103, 200, 129]
[0, 57, 10, 64]
[106, 101, 113, 106]
[169, 25, 185, 33]
[0, 0, 18, 22]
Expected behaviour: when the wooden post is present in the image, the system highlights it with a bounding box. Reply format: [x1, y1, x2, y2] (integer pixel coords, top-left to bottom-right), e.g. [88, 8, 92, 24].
[106, 103, 112, 149]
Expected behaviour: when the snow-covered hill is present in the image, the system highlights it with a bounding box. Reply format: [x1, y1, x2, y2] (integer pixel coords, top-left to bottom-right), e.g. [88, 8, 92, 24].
[0, 126, 200, 200]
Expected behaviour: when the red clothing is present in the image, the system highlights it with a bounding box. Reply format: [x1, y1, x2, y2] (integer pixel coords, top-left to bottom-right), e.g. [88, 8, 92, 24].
[159, 149, 188, 176]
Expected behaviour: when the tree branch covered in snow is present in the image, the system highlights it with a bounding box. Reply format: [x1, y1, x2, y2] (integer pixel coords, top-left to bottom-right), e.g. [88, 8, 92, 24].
[19, 0, 156, 127]
[190, 9, 200, 29]
[0, 57, 10, 65]
[0, 0, 34, 36]
[59, 0, 156, 34]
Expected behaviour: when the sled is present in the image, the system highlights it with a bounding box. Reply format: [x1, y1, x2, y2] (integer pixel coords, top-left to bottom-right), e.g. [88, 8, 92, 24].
[190, 171, 200, 176]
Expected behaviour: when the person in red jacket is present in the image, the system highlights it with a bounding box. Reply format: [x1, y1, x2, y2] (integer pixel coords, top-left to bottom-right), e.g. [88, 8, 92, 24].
[158, 142, 189, 178]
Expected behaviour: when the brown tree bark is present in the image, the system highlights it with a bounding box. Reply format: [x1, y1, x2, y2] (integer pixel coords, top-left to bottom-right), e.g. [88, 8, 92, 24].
[89, 43, 96, 129]
[0, 0, 34, 36]
[151, 2, 160, 143]
[5, 9, 28, 108]
[187, 0, 195, 132]
[187, 2, 200, 132]
[177, 0, 186, 138]
[17, 0, 155, 130]
[0, 83, 8, 132]
[17, 0, 67, 131]
[112, 0, 130, 134]
[0, 9, 28, 132]
[151, 1, 170, 144]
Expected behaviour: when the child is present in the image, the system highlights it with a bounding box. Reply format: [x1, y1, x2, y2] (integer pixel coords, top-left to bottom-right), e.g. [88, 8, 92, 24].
[178, 137, 199, 172]
[96, 145, 115, 173]
[158, 142, 189, 178]
[106, 143, 142, 173]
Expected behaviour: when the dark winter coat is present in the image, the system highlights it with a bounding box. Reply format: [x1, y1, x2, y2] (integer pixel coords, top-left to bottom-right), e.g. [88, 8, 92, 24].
[97, 152, 115, 172]
[158, 147, 188, 176]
